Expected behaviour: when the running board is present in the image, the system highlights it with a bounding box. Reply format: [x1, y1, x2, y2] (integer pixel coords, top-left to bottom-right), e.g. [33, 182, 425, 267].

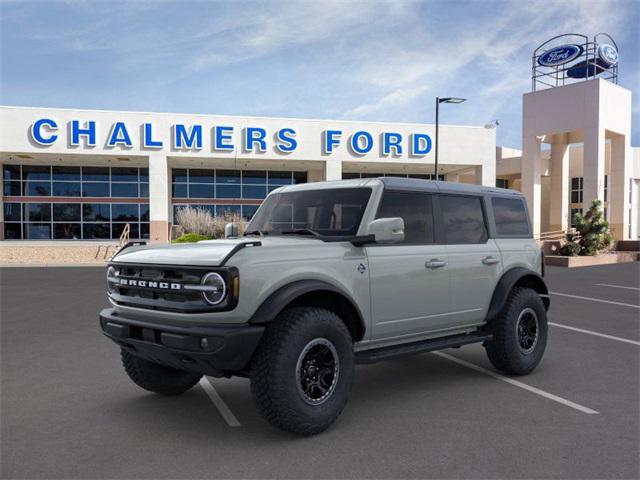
[355, 332, 492, 364]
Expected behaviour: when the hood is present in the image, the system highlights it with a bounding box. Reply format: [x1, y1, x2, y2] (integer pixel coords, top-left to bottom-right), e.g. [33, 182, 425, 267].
[111, 236, 323, 266]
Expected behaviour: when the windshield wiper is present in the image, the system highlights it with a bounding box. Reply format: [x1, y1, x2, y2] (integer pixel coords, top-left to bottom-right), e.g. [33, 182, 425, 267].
[280, 228, 322, 238]
[244, 230, 269, 236]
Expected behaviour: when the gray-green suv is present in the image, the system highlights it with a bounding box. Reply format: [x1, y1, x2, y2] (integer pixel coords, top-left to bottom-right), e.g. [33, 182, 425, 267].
[100, 178, 549, 435]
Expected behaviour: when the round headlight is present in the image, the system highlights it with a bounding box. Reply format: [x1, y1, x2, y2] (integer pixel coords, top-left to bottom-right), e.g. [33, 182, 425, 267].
[106, 266, 117, 294]
[201, 272, 226, 305]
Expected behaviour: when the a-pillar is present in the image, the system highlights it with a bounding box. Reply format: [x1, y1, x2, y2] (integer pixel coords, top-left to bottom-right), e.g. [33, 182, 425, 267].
[522, 135, 543, 236]
[609, 133, 631, 240]
[582, 126, 606, 211]
[549, 134, 570, 232]
[148, 153, 171, 243]
[324, 159, 342, 181]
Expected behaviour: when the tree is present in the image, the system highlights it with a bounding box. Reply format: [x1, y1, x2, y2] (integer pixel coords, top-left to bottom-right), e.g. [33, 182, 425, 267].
[560, 199, 613, 256]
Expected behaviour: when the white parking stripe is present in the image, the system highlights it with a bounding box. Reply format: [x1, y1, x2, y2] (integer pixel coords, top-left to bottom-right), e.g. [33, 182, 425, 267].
[549, 322, 640, 346]
[550, 291, 640, 309]
[433, 352, 599, 415]
[596, 283, 640, 292]
[199, 377, 241, 427]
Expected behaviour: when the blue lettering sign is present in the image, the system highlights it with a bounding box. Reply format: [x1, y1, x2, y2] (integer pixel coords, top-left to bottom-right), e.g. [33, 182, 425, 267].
[275, 128, 297, 153]
[30, 118, 58, 145]
[143, 123, 163, 148]
[214, 126, 234, 151]
[350, 131, 373, 155]
[173, 124, 202, 149]
[107, 122, 132, 148]
[411, 133, 432, 156]
[323, 130, 342, 154]
[71, 120, 96, 147]
[245, 127, 267, 152]
[383, 132, 403, 156]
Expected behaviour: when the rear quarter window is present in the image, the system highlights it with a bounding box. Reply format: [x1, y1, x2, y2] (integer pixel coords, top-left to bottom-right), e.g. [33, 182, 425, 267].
[492, 197, 531, 236]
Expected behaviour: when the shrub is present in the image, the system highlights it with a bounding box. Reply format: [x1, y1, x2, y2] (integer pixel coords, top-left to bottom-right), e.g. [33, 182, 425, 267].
[173, 233, 214, 243]
[174, 206, 249, 239]
[560, 199, 613, 256]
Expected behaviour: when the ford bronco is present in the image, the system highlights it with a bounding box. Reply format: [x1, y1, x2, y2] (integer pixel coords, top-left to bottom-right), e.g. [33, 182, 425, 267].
[100, 178, 549, 435]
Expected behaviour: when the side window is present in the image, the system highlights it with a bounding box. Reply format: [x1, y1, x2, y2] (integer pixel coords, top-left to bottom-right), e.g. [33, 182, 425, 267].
[440, 195, 487, 244]
[492, 197, 531, 236]
[376, 191, 434, 244]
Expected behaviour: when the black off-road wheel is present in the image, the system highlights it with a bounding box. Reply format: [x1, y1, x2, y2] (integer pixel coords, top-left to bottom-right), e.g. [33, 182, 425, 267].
[121, 349, 202, 395]
[250, 307, 355, 436]
[484, 287, 548, 376]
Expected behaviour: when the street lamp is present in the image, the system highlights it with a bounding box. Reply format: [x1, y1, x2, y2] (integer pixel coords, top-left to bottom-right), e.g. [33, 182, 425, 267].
[435, 97, 466, 180]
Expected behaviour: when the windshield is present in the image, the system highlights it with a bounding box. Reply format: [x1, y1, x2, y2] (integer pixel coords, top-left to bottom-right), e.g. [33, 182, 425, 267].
[245, 187, 372, 237]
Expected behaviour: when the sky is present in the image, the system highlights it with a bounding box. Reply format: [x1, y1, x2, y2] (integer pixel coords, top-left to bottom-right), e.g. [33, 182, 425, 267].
[1, 0, 638, 148]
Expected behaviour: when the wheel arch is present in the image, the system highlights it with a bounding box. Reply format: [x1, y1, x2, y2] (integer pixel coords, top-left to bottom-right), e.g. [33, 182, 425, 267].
[486, 267, 550, 321]
[249, 280, 366, 342]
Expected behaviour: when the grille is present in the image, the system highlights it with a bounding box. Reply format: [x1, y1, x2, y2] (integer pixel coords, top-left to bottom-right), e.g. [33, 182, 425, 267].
[108, 264, 222, 313]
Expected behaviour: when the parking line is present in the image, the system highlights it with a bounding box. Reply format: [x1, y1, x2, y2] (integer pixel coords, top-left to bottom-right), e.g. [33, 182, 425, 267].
[433, 352, 599, 415]
[595, 283, 640, 292]
[549, 322, 640, 346]
[549, 291, 640, 309]
[199, 377, 241, 427]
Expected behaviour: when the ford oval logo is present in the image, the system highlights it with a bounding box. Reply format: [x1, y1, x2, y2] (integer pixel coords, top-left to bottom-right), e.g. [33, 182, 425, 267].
[598, 43, 618, 66]
[538, 44, 583, 67]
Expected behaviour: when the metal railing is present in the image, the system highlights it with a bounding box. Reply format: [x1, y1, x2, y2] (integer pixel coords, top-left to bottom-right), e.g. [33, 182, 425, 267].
[118, 223, 131, 248]
[535, 228, 576, 242]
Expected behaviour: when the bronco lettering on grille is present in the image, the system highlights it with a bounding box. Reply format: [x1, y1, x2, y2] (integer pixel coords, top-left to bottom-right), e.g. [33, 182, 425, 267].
[118, 278, 182, 290]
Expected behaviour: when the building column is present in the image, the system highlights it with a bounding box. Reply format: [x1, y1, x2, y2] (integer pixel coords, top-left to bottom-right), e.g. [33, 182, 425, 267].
[549, 134, 570, 232]
[582, 126, 606, 211]
[0, 173, 4, 240]
[474, 162, 496, 187]
[609, 134, 631, 240]
[307, 169, 324, 183]
[324, 159, 342, 181]
[148, 153, 171, 243]
[445, 173, 459, 183]
[522, 135, 543, 236]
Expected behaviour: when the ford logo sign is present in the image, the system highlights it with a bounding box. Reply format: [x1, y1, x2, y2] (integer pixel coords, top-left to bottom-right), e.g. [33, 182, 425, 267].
[538, 44, 583, 67]
[598, 44, 618, 66]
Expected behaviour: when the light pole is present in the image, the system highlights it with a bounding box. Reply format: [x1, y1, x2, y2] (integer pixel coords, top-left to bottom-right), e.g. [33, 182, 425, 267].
[435, 97, 466, 180]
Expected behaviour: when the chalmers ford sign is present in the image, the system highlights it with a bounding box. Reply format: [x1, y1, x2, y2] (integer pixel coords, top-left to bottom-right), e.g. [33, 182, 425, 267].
[29, 118, 434, 157]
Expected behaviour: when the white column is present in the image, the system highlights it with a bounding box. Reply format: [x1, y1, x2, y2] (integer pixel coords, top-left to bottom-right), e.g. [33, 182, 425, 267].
[582, 126, 606, 210]
[609, 134, 631, 240]
[522, 135, 543, 236]
[324, 159, 342, 181]
[549, 135, 570, 232]
[148, 153, 171, 243]
[474, 162, 496, 187]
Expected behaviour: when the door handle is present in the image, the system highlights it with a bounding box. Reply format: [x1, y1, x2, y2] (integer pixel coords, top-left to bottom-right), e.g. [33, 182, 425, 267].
[482, 256, 500, 265]
[425, 259, 447, 269]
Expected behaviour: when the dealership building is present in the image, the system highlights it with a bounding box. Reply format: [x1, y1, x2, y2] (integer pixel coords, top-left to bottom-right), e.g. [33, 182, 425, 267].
[0, 34, 638, 244]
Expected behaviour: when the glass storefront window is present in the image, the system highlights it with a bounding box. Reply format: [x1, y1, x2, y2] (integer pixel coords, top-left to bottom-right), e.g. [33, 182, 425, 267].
[111, 183, 139, 197]
[25, 181, 51, 196]
[53, 203, 81, 221]
[52, 182, 81, 197]
[23, 165, 51, 181]
[4, 202, 21, 221]
[3, 181, 21, 196]
[24, 223, 51, 239]
[82, 182, 110, 197]
[188, 184, 215, 199]
[52, 166, 80, 181]
[112, 204, 139, 222]
[82, 167, 109, 182]
[25, 203, 51, 222]
[83, 203, 110, 221]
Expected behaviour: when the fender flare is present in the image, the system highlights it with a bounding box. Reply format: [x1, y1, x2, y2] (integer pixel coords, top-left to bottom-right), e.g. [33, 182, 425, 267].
[249, 279, 366, 338]
[486, 267, 549, 321]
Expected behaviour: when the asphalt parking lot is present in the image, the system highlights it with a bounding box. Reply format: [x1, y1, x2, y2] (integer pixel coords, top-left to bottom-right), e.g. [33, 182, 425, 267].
[1, 263, 639, 479]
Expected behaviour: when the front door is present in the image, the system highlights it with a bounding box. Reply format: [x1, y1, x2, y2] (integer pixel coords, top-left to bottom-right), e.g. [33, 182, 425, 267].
[366, 191, 451, 343]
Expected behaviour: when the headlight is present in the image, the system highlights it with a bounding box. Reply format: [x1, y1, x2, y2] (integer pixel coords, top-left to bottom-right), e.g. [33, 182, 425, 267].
[200, 272, 227, 305]
[106, 266, 117, 294]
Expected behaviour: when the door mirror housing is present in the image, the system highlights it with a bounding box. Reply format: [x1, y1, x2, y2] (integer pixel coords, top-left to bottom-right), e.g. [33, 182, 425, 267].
[224, 222, 239, 239]
[366, 217, 405, 244]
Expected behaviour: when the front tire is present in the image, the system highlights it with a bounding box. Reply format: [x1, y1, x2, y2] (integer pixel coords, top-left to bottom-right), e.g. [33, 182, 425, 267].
[484, 287, 547, 375]
[250, 307, 354, 436]
[120, 349, 202, 395]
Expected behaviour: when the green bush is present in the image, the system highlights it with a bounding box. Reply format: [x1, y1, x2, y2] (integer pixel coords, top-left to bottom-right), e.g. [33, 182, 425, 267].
[560, 199, 613, 256]
[172, 233, 214, 243]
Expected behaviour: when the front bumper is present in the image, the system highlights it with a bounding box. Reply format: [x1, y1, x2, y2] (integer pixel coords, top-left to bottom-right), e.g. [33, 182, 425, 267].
[99, 308, 264, 377]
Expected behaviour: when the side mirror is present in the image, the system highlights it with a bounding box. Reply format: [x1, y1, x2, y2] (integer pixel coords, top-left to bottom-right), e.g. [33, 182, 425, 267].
[224, 222, 239, 239]
[366, 217, 405, 244]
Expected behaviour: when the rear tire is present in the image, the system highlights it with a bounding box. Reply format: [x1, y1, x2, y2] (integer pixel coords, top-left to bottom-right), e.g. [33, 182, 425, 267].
[250, 307, 354, 436]
[120, 349, 202, 395]
[484, 287, 547, 376]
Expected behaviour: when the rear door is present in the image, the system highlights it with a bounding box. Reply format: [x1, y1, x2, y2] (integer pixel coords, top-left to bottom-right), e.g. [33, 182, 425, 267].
[366, 190, 451, 342]
[438, 194, 502, 326]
